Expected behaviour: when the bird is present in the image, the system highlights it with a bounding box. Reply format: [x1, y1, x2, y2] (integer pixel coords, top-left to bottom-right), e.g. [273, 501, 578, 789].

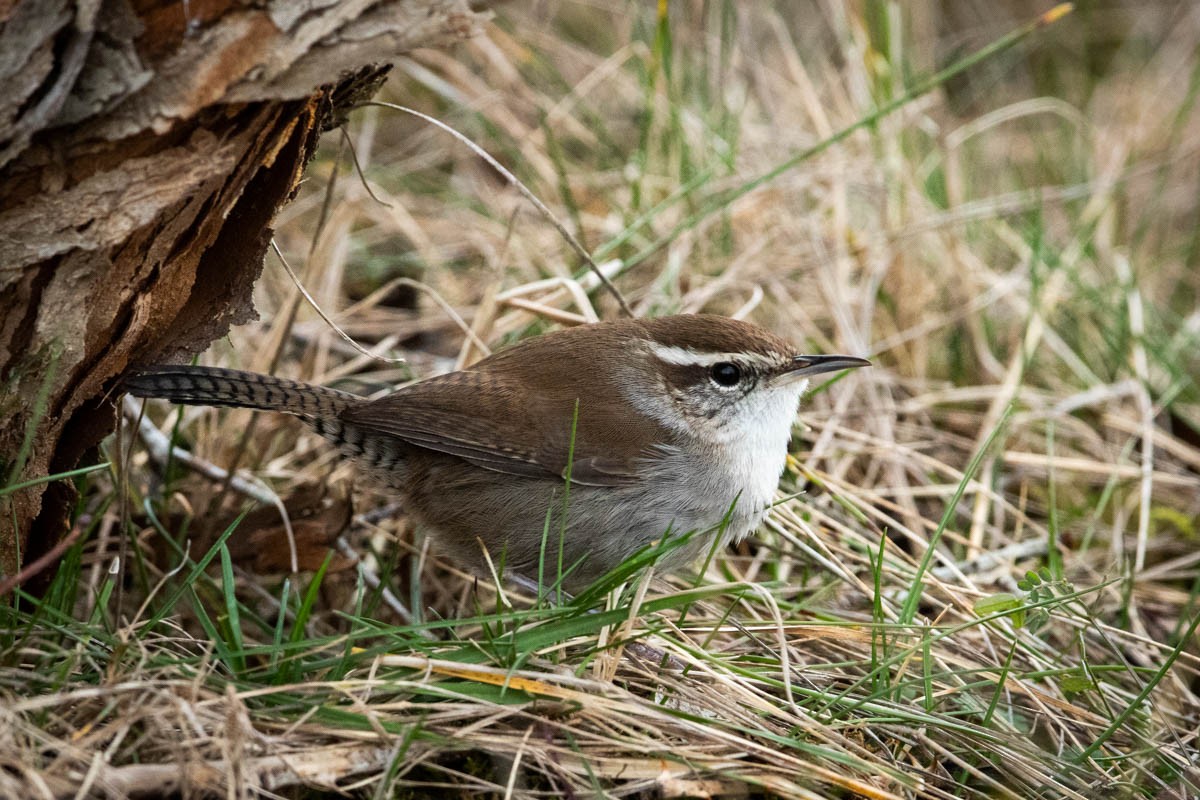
[125, 314, 867, 589]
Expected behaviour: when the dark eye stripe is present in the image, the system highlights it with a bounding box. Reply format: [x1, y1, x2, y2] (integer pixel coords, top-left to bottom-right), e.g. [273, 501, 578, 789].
[659, 362, 710, 388]
[657, 360, 759, 399]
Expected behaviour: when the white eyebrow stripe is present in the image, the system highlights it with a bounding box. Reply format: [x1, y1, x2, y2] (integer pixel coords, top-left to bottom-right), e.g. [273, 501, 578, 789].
[647, 343, 780, 368]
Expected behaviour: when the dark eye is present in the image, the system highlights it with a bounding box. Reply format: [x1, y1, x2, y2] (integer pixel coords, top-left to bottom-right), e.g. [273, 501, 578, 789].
[709, 362, 742, 387]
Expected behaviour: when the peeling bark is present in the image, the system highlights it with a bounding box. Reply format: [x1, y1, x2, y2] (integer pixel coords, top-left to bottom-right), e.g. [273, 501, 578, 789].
[0, 0, 487, 578]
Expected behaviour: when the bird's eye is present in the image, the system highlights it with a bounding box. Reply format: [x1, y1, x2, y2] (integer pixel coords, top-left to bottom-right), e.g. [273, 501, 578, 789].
[709, 362, 742, 387]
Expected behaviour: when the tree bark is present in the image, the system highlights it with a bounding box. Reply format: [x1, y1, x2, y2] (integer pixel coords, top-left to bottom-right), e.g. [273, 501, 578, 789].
[0, 0, 487, 578]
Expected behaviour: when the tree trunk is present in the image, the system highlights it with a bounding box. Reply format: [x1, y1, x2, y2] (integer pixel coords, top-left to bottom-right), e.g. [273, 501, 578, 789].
[0, 0, 486, 578]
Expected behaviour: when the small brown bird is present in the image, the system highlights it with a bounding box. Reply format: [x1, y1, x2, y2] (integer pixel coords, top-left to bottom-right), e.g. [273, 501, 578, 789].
[126, 315, 867, 588]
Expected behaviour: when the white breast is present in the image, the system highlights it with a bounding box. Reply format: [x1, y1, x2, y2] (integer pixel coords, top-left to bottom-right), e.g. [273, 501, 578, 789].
[717, 379, 807, 531]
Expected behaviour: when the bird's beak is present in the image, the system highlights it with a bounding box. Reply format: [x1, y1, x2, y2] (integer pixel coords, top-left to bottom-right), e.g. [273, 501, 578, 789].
[783, 354, 871, 378]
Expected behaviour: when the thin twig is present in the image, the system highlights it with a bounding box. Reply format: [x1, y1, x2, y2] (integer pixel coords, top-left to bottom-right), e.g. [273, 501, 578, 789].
[363, 101, 634, 318]
[0, 519, 85, 598]
[270, 240, 406, 365]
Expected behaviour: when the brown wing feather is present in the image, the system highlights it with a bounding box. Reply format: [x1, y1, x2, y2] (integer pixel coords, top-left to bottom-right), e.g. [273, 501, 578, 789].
[338, 357, 670, 486]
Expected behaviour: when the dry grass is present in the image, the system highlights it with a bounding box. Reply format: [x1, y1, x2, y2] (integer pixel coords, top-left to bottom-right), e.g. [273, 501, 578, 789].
[5, 2, 1200, 798]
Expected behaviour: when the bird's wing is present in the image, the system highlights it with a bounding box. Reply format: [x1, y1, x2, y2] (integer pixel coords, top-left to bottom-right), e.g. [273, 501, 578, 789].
[338, 370, 656, 486]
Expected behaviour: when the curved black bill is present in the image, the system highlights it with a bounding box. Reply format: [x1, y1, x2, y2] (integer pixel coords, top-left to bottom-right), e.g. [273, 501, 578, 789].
[786, 354, 871, 377]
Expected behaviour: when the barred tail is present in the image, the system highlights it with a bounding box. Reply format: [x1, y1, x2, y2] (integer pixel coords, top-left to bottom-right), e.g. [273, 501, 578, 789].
[124, 365, 361, 419]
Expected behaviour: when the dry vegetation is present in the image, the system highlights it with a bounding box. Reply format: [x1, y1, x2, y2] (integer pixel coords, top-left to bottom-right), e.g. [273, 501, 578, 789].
[4, 2, 1200, 798]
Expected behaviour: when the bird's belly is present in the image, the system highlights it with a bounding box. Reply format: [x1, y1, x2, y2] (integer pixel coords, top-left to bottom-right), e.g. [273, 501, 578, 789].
[353, 446, 778, 589]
